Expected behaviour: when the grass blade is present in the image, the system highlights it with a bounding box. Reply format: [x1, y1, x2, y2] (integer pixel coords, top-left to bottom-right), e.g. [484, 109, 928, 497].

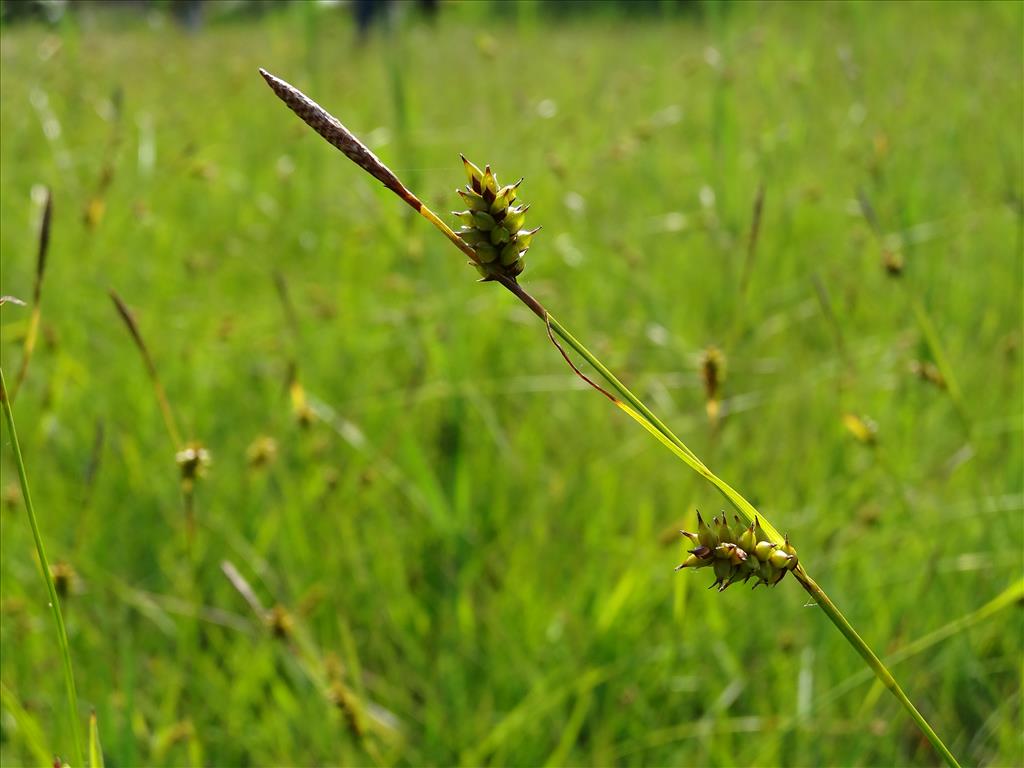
[89, 710, 105, 768]
[0, 369, 84, 767]
[0, 682, 53, 766]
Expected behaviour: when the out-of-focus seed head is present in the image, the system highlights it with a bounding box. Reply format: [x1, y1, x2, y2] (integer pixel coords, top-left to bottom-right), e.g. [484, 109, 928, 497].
[701, 345, 725, 401]
[701, 345, 726, 422]
[176, 442, 211, 486]
[882, 248, 904, 276]
[289, 372, 316, 427]
[843, 413, 878, 445]
[50, 561, 78, 599]
[246, 435, 278, 469]
[910, 360, 946, 389]
[266, 604, 294, 639]
[3, 483, 21, 510]
[454, 157, 539, 282]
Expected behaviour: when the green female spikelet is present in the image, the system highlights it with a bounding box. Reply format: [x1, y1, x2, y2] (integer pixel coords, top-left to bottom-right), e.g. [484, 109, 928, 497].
[677, 511, 798, 591]
[454, 155, 540, 281]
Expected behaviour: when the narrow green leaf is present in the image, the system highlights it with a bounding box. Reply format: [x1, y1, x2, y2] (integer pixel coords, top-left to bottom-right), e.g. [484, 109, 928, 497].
[89, 711, 105, 768]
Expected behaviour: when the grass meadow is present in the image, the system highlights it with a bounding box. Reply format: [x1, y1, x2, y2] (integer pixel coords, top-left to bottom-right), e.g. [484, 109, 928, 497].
[1, 1, 1022, 765]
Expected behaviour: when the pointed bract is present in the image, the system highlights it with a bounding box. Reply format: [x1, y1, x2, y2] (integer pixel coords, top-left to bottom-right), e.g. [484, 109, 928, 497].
[461, 154, 485, 193]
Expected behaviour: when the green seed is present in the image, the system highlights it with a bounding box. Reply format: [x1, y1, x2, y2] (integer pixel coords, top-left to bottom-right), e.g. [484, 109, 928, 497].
[768, 549, 793, 570]
[714, 515, 734, 544]
[697, 511, 717, 548]
[504, 205, 528, 231]
[737, 520, 757, 553]
[500, 245, 522, 266]
[474, 242, 498, 263]
[458, 188, 490, 212]
[472, 211, 497, 231]
[458, 228, 487, 246]
[754, 540, 776, 562]
[500, 240, 521, 264]
[490, 180, 522, 214]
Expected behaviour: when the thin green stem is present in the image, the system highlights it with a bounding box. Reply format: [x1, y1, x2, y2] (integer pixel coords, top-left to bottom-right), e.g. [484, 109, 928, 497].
[428, 209, 962, 768]
[793, 568, 961, 768]
[539, 315, 960, 768]
[545, 314, 703, 466]
[903, 284, 972, 438]
[0, 369, 84, 767]
[423, 205, 962, 768]
[542, 305, 960, 765]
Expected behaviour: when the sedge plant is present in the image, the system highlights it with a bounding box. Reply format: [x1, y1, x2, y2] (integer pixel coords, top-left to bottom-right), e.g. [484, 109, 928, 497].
[109, 289, 210, 541]
[259, 68, 961, 767]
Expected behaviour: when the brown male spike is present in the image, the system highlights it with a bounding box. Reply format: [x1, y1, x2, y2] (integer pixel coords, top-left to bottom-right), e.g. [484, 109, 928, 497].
[258, 68, 415, 208]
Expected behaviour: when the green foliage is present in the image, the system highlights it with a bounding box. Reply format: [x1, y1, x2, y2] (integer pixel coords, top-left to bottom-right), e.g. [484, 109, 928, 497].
[1, 2, 1021, 766]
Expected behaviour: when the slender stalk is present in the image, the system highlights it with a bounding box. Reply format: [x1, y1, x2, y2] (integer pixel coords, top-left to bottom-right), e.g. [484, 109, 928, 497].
[518, 280, 960, 768]
[726, 182, 765, 349]
[108, 290, 182, 449]
[792, 568, 961, 768]
[543, 287, 959, 768]
[544, 312, 704, 466]
[0, 369, 84, 767]
[904, 286, 972, 437]
[12, 187, 53, 401]
[259, 69, 962, 768]
[857, 188, 973, 443]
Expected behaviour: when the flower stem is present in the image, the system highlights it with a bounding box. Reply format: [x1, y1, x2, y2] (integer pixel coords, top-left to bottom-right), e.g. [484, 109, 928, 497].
[793, 568, 961, 768]
[0, 369, 84, 767]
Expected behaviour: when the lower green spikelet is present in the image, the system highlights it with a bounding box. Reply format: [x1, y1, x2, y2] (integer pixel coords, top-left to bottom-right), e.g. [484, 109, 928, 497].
[676, 511, 798, 591]
[454, 155, 540, 281]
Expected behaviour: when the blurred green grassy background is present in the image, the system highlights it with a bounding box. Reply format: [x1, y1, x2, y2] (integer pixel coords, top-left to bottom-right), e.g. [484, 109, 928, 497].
[1, 1, 1021, 765]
